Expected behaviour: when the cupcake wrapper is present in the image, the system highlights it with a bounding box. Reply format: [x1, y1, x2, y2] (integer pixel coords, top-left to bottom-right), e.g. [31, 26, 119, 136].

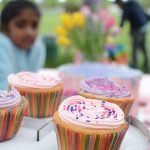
[0, 97, 28, 142]
[54, 124, 128, 150]
[79, 92, 134, 118]
[16, 86, 63, 118]
[114, 101, 133, 118]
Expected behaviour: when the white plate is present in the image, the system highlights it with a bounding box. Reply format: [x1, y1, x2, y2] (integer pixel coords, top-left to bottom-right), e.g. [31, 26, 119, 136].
[0, 117, 149, 150]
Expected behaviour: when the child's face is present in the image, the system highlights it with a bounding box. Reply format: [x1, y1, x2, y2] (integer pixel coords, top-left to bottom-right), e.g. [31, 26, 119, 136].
[7, 8, 40, 49]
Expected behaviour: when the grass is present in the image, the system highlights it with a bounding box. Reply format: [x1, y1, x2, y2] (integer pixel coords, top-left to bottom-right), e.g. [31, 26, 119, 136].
[40, 12, 61, 35]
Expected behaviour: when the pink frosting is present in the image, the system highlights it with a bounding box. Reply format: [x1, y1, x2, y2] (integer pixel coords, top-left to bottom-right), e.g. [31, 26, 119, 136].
[0, 88, 21, 108]
[8, 72, 61, 88]
[58, 95, 124, 129]
[80, 77, 131, 98]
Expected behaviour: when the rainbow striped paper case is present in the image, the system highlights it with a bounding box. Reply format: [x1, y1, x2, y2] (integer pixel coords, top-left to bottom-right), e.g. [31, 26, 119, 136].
[8, 72, 63, 118]
[13, 84, 63, 118]
[54, 112, 128, 150]
[53, 96, 128, 150]
[0, 96, 28, 142]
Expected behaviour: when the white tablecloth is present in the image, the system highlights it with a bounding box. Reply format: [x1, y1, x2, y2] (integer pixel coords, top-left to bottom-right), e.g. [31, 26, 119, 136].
[0, 124, 149, 150]
[0, 128, 58, 150]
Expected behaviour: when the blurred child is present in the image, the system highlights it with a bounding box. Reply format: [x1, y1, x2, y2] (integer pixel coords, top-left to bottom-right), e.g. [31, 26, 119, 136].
[115, 0, 149, 72]
[0, 0, 46, 89]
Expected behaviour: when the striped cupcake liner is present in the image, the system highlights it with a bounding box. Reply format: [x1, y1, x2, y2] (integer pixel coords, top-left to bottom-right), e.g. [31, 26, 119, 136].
[79, 92, 134, 118]
[16, 87, 63, 118]
[54, 123, 128, 150]
[113, 101, 133, 118]
[0, 97, 28, 142]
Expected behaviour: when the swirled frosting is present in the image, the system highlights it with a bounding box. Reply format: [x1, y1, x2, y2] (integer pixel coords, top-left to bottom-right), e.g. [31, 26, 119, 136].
[58, 95, 124, 129]
[8, 72, 61, 88]
[80, 77, 131, 98]
[0, 88, 21, 108]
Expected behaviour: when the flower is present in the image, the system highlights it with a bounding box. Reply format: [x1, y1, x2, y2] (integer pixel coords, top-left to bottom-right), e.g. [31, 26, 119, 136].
[56, 36, 71, 47]
[103, 16, 116, 31]
[56, 10, 119, 62]
[80, 6, 91, 17]
[73, 12, 85, 28]
[61, 13, 73, 30]
[56, 26, 67, 36]
[99, 10, 108, 21]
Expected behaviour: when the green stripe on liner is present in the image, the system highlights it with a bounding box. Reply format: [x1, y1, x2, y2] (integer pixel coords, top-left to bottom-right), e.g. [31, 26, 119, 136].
[85, 134, 90, 150]
[26, 92, 32, 116]
[62, 128, 68, 150]
[116, 133, 122, 150]
[51, 92, 55, 114]
[109, 133, 117, 150]
[111, 133, 118, 150]
[4, 109, 11, 139]
[13, 104, 22, 136]
[123, 103, 127, 112]
[36, 93, 41, 117]
[94, 135, 100, 150]
[43, 93, 48, 117]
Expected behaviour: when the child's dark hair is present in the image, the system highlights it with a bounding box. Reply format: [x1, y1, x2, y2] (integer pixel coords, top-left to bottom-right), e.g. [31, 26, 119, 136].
[0, 0, 41, 31]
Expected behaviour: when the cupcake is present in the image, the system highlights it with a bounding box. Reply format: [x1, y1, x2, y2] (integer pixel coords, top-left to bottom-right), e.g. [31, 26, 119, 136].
[53, 95, 128, 150]
[58, 63, 142, 98]
[0, 88, 28, 141]
[78, 77, 134, 117]
[8, 72, 63, 118]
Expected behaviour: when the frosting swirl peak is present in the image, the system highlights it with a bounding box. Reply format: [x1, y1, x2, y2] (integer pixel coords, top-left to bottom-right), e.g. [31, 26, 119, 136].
[58, 95, 124, 129]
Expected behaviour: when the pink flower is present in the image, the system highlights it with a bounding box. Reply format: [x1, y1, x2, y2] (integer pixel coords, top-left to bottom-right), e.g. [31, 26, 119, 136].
[80, 6, 91, 17]
[104, 16, 116, 31]
[99, 10, 109, 21]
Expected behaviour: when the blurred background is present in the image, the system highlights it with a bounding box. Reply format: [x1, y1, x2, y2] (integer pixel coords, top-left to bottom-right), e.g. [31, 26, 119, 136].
[0, 0, 149, 69]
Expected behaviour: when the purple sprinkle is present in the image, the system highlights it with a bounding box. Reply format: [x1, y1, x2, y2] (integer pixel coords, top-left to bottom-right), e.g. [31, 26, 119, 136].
[71, 107, 74, 112]
[67, 105, 70, 110]
[86, 120, 90, 122]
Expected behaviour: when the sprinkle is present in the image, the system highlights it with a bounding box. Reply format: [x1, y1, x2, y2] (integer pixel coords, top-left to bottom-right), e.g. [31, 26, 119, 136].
[71, 107, 74, 112]
[86, 120, 90, 122]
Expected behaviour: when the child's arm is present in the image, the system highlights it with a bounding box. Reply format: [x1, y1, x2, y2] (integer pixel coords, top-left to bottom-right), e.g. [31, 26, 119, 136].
[0, 47, 14, 90]
[30, 38, 46, 72]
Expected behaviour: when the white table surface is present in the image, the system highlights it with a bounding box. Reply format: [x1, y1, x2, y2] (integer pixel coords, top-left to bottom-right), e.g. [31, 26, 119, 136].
[0, 127, 58, 150]
[0, 124, 149, 150]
